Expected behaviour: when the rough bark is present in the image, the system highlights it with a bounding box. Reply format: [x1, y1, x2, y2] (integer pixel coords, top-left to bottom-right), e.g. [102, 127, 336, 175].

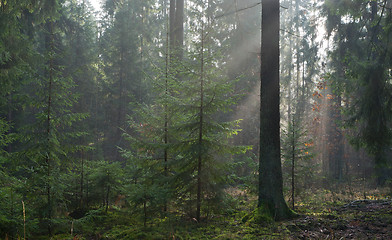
[259, 0, 293, 220]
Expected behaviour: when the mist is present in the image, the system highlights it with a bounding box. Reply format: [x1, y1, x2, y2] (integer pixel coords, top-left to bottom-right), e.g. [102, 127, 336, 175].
[1, 0, 392, 238]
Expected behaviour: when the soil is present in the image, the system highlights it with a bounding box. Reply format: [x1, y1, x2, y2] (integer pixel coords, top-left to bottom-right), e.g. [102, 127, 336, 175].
[285, 200, 392, 239]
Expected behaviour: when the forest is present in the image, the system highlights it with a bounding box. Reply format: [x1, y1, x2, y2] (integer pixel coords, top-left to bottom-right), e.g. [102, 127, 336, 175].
[1, 0, 392, 239]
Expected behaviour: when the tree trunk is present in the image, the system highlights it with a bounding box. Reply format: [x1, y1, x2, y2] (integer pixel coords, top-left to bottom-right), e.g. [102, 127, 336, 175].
[259, 0, 292, 220]
[169, 0, 184, 60]
[175, 0, 184, 59]
[291, 119, 295, 210]
[332, 90, 344, 181]
[46, 20, 54, 236]
[80, 150, 84, 208]
[143, 199, 147, 227]
[196, 21, 205, 223]
[169, 0, 176, 53]
[105, 184, 110, 213]
[164, 11, 170, 212]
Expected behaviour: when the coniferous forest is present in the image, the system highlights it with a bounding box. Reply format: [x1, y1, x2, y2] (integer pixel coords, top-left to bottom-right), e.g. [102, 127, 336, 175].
[2, 0, 392, 239]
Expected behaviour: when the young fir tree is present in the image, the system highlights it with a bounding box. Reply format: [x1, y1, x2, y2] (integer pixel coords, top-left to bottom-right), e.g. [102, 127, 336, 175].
[88, 160, 123, 212]
[176, 3, 248, 221]
[121, 64, 181, 224]
[123, 0, 248, 223]
[0, 120, 20, 235]
[120, 1, 181, 223]
[0, 1, 36, 234]
[14, 1, 88, 234]
[282, 116, 314, 209]
[60, 0, 98, 210]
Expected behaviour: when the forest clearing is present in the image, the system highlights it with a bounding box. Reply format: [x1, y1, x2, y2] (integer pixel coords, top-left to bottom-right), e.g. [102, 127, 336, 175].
[1, 0, 392, 239]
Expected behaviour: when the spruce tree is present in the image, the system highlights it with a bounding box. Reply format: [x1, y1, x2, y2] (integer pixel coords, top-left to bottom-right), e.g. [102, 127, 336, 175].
[100, 0, 147, 162]
[14, 0, 89, 234]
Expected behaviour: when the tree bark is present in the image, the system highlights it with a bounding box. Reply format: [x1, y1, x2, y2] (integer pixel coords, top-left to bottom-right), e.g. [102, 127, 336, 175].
[169, 0, 184, 60]
[175, 0, 184, 59]
[259, 0, 292, 220]
[196, 20, 205, 223]
[169, 0, 176, 53]
[164, 11, 170, 212]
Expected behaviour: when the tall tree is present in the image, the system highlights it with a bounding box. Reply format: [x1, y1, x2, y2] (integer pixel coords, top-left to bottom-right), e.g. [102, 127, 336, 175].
[259, 0, 292, 220]
[100, 0, 146, 162]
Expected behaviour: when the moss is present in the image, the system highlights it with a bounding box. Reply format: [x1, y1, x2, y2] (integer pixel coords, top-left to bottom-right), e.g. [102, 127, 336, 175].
[242, 207, 274, 224]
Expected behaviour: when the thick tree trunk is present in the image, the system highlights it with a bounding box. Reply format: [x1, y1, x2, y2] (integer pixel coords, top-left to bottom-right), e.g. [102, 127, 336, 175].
[259, 0, 292, 220]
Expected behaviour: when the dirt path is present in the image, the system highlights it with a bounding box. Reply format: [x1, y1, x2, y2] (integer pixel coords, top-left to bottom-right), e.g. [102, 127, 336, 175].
[285, 200, 392, 239]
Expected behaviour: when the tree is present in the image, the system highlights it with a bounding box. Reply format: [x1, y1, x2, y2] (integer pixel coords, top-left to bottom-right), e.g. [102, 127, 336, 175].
[5, 0, 91, 235]
[123, 1, 249, 223]
[282, 117, 314, 209]
[258, 0, 293, 220]
[100, 0, 146, 162]
[0, 1, 37, 234]
[324, 0, 392, 184]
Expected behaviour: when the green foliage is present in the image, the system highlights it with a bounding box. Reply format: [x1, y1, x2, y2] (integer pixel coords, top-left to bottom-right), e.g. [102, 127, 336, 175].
[88, 160, 123, 208]
[282, 118, 316, 197]
[6, 0, 387, 238]
[228, 152, 258, 193]
[324, 0, 392, 183]
[99, 0, 150, 162]
[119, 1, 251, 223]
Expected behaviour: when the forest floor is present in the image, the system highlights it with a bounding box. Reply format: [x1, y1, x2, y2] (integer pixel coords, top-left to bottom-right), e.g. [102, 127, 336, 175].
[285, 198, 392, 239]
[49, 187, 392, 239]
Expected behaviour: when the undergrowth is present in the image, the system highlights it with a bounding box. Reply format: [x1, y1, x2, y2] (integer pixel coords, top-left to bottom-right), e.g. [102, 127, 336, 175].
[27, 184, 392, 239]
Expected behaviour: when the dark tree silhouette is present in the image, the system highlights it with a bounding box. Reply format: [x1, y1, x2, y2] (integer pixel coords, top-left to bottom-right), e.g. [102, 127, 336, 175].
[259, 0, 293, 220]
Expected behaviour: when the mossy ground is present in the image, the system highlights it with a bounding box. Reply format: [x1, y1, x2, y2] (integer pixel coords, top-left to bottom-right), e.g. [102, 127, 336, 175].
[34, 186, 392, 239]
